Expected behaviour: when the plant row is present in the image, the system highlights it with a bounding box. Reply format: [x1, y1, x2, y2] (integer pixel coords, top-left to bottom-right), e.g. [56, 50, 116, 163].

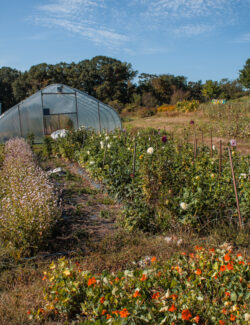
[31, 246, 249, 324]
[0, 138, 61, 257]
[45, 128, 249, 233]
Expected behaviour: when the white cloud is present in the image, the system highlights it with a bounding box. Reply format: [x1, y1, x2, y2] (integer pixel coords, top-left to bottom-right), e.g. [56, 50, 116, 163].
[174, 24, 214, 36]
[34, 0, 128, 48]
[233, 33, 250, 43]
[137, 0, 239, 18]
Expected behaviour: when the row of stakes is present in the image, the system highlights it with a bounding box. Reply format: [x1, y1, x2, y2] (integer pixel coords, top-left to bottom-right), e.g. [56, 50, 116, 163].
[101, 128, 245, 230]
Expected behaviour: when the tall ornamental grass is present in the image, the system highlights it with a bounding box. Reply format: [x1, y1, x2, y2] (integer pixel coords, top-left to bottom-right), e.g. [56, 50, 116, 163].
[0, 138, 60, 256]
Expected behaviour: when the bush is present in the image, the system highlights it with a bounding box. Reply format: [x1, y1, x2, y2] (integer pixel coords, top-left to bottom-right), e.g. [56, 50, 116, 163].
[0, 138, 61, 257]
[157, 105, 176, 112]
[176, 100, 200, 112]
[32, 247, 249, 324]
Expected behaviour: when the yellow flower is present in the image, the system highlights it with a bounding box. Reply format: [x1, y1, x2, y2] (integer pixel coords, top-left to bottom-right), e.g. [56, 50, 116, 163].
[63, 269, 71, 276]
[139, 154, 144, 160]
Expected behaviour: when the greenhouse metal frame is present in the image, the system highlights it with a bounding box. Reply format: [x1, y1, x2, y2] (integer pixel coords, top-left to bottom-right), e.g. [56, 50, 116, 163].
[0, 84, 122, 143]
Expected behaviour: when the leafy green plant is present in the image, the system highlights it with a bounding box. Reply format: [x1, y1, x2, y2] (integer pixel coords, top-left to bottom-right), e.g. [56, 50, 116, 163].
[32, 247, 249, 324]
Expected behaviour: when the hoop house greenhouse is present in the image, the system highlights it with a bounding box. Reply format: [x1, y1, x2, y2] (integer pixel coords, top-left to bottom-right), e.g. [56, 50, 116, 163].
[0, 84, 122, 143]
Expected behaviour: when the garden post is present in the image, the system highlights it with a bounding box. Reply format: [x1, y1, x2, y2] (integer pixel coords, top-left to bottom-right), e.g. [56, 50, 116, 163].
[228, 147, 243, 230]
[133, 138, 137, 175]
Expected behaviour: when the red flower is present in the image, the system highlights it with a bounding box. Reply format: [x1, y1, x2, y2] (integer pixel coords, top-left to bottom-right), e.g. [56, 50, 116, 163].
[170, 294, 178, 300]
[238, 261, 245, 265]
[151, 256, 157, 263]
[169, 304, 177, 312]
[133, 290, 141, 298]
[88, 277, 96, 286]
[224, 254, 230, 262]
[225, 291, 230, 297]
[220, 265, 226, 272]
[221, 308, 227, 314]
[152, 292, 160, 300]
[219, 321, 225, 325]
[101, 309, 107, 315]
[182, 309, 192, 320]
[209, 248, 215, 253]
[196, 269, 202, 275]
[227, 264, 234, 270]
[100, 296, 105, 304]
[194, 315, 200, 323]
[230, 314, 236, 321]
[106, 314, 112, 319]
[140, 274, 147, 281]
[120, 308, 130, 318]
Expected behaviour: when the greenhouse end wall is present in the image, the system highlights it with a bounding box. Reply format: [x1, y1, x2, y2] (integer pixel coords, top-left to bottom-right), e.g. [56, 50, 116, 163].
[0, 84, 122, 143]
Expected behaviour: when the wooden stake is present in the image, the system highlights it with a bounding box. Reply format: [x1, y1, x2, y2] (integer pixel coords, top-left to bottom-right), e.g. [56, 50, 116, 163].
[219, 140, 222, 177]
[210, 129, 213, 157]
[201, 129, 204, 145]
[103, 141, 107, 167]
[132, 138, 137, 175]
[228, 147, 243, 229]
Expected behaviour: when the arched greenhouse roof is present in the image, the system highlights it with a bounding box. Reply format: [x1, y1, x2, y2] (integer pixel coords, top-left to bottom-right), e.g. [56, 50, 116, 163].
[0, 83, 122, 143]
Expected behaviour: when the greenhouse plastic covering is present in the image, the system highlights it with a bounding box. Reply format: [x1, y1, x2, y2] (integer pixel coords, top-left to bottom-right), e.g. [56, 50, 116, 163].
[0, 84, 122, 143]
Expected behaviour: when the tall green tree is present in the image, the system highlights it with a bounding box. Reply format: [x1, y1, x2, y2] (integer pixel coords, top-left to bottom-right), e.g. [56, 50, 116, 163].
[239, 58, 250, 89]
[0, 67, 20, 112]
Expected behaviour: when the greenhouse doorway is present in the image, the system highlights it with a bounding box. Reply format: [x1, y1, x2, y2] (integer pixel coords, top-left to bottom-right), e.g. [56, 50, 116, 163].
[43, 113, 77, 135]
[42, 91, 79, 135]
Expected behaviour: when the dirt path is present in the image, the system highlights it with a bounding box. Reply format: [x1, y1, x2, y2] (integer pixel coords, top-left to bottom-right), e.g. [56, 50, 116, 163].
[42, 158, 122, 257]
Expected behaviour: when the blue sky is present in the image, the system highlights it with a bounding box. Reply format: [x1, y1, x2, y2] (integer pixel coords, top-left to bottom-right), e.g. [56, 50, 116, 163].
[0, 0, 249, 82]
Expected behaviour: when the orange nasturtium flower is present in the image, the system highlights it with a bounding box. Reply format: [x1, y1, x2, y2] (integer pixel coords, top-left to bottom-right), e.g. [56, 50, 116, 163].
[88, 277, 96, 286]
[219, 321, 225, 325]
[106, 314, 112, 319]
[227, 264, 234, 270]
[224, 254, 230, 262]
[182, 309, 192, 321]
[221, 308, 227, 314]
[220, 265, 226, 272]
[112, 310, 119, 316]
[196, 269, 202, 275]
[170, 294, 178, 300]
[238, 261, 245, 265]
[169, 304, 177, 312]
[152, 292, 160, 300]
[151, 256, 157, 263]
[230, 314, 236, 321]
[209, 248, 215, 253]
[194, 315, 200, 323]
[140, 274, 147, 281]
[101, 309, 107, 315]
[100, 296, 105, 304]
[225, 291, 230, 297]
[133, 290, 141, 298]
[120, 308, 130, 318]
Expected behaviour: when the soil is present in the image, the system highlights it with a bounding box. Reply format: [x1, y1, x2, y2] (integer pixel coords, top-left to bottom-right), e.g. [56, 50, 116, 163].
[40, 158, 122, 257]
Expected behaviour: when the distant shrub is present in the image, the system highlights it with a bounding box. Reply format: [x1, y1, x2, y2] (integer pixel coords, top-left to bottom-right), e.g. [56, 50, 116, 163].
[157, 105, 176, 112]
[176, 100, 200, 112]
[137, 107, 157, 118]
[0, 138, 61, 257]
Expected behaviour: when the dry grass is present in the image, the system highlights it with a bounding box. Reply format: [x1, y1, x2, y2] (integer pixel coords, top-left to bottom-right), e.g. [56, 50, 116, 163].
[123, 109, 250, 154]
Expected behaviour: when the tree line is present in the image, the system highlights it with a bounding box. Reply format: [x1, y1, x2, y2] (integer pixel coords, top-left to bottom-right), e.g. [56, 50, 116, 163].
[0, 56, 249, 114]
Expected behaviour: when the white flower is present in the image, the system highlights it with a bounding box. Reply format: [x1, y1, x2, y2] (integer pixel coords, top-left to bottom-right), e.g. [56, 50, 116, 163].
[105, 136, 109, 140]
[89, 161, 94, 165]
[212, 145, 216, 150]
[211, 173, 215, 178]
[245, 313, 250, 322]
[164, 236, 172, 243]
[239, 173, 247, 179]
[100, 141, 104, 149]
[87, 150, 90, 155]
[177, 238, 183, 246]
[107, 143, 111, 149]
[180, 202, 188, 210]
[147, 147, 154, 154]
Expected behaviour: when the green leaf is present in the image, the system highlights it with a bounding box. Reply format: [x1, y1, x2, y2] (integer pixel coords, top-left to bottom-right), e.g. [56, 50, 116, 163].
[231, 292, 237, 301]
